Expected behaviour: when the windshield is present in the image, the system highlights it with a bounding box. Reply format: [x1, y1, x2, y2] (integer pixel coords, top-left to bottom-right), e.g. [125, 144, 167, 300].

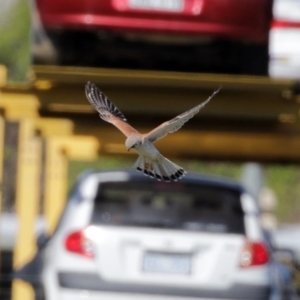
[91, 181, 245, 234]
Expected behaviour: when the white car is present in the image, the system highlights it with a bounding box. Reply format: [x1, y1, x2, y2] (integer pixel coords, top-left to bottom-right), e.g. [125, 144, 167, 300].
[269, 0, 300, 79]
[16, 169, 297, 300]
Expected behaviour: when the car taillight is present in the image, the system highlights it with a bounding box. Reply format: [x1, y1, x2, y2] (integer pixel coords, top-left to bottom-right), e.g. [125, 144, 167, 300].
[240, 240, 269, 268]
[65, 229, 94, 258]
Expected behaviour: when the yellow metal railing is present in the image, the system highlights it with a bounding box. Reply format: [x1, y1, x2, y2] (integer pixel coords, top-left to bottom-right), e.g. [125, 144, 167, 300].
[0, 65, 100, 300]
[43, 135, 99, 235]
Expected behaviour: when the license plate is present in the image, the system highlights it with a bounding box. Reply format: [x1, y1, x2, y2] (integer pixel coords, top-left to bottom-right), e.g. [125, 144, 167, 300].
[128, 0, 184, 12]
[143, 252, 191, 274]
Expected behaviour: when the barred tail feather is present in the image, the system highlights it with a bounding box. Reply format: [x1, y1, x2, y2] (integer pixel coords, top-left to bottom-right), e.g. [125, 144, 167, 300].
[133, 155, 144, 172]
[133, 155, 186, 182]
[160, 156, 186, 181]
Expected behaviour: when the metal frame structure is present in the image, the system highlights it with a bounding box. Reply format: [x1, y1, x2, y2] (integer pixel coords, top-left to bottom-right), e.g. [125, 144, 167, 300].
[4, 64, 298, 162]
[0, 64, 299, 300]
[0, 67, 99, 300]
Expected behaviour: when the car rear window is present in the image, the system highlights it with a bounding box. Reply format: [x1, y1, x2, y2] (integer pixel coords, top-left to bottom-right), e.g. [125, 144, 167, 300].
[90, 181, 245, 234]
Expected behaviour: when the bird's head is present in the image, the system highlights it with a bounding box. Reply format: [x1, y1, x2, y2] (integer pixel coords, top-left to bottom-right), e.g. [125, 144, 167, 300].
[125, 135, 141, 151]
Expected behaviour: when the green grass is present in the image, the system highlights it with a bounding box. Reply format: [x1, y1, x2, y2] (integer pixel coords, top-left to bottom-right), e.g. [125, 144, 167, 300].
[265, 165, 300, 222]
[0, 0, 31, 83]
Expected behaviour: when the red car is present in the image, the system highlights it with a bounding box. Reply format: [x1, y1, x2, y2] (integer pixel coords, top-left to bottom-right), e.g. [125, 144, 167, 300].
[35, 0, 274, 74]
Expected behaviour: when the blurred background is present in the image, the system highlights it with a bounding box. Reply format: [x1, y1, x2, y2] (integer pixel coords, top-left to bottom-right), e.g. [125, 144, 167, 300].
[0, 0, 300, 299]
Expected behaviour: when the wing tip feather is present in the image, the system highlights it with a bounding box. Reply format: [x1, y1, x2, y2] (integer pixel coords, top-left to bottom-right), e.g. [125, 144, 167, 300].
[85, 81, 127, 122]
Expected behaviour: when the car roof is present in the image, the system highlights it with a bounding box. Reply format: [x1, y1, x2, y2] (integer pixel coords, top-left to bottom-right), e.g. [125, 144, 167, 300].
[72, 168, 246, 195]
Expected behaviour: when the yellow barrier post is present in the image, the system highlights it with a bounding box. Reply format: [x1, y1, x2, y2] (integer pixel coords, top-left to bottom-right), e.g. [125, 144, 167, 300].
[12, 119, 41, 300]
[35, 118, 74, 137]
[0, 88, 99, 300]
[43, 136, 99, 235]
[0, 94, 40, 300]
[0, 94, 40, 119]
[0, 65, 7, 211]
[0, 66, 7, 299]
[0, 65, 7, 88]
[0, 115, 5, 217]
[11, 117, 75, 300]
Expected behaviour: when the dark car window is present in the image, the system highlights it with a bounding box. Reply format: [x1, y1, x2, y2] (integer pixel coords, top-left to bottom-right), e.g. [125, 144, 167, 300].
[91, 181, 245, 234]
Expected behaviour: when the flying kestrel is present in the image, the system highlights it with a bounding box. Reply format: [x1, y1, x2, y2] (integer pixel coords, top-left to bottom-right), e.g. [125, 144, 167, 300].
[85, 82, 220, 182]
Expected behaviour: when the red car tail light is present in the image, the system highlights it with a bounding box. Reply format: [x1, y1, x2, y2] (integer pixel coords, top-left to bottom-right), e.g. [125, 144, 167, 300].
[240, 240, 269, 268]
[65, 229, 94, 258]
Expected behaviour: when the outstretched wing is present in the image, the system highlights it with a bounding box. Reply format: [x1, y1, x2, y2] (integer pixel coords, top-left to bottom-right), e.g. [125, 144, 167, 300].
[85, 82, 139, 137]
[145, 87, 221, 143]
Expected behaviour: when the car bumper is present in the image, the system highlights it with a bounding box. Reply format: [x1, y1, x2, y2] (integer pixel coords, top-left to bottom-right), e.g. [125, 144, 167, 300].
[269, 27, 300, 79]
[58, 272, 271, 300]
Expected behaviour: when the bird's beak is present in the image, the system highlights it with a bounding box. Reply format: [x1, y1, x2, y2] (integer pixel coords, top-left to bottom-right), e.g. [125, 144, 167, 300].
[127, 145, 135, 151]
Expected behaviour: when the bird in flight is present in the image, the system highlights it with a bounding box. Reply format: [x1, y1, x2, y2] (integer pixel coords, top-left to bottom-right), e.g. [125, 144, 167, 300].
[85, 82, 220, 182]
